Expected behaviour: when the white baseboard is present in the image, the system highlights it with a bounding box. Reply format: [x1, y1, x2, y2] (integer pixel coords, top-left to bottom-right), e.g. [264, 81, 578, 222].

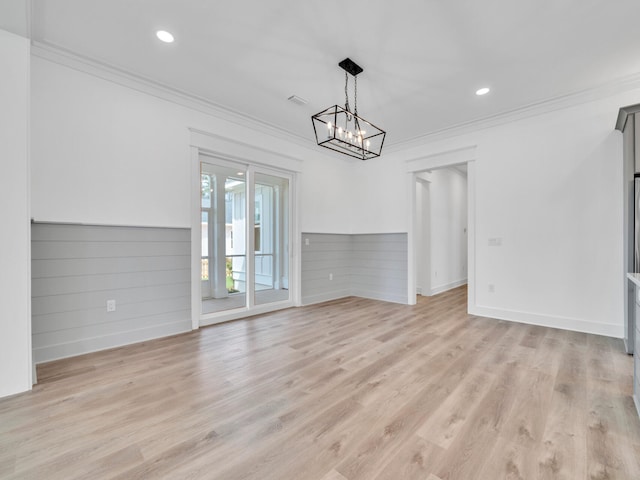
[350, 288, 408, 305]
[33, 319, 192, 364]
[301, 289, 351, 306]
[303, 288, 409, 306]
[428, 279, 468, 296]
[200, 300, 295, 326]
[469, 305, 623, 338]
[624, 337, 634, 354]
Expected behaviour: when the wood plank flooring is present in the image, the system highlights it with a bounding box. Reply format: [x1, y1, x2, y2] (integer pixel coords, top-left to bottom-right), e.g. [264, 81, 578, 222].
[1, 286, 639, 479]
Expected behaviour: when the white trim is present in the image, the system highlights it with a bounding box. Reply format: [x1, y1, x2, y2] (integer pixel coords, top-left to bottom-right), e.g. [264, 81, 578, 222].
[634, 394, 640, 419]
[26, 36, 33, 388]
[624, 338, 632, 354]
[33, 319, 192, 364]
[301, 291, 351, 306]
[292, 172, 302, 307]
[351, 289, 408, 305]
[190, 146, 201, 330]
[407, 146, 477, 314]
[407, 172, 417, 305]
[30, 219, 190, 230]
[467, 161, 477, 314]
[428, 279, 468, 296]
[192, 139, 300, 327]
[405, 145, 478, 169]
[301, 230, 408, 236]
[200, 300, 295, 327]
[470, 305, 623, 338]
[246, 167, 256, 310]
[189, 128, 303, 166]
[189, 128, 304, 173]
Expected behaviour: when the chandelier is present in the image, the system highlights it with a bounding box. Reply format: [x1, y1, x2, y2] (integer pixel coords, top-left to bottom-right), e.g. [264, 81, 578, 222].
[311, 58, 386, 160]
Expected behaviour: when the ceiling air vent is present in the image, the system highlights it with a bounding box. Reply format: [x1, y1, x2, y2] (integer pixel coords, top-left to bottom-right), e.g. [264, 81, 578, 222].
[288, 95, 308, 106]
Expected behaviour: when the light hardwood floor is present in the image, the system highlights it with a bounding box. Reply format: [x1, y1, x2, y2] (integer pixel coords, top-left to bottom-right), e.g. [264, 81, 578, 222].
[1, 286, 639, 479]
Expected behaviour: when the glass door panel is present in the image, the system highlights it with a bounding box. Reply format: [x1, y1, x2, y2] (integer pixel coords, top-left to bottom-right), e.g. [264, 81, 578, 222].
[254, 172, 290, 306]
[201, 163, 247, 314]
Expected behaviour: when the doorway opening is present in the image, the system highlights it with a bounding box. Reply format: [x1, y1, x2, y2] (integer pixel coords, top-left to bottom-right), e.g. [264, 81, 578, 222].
[415, 164, 469, 298]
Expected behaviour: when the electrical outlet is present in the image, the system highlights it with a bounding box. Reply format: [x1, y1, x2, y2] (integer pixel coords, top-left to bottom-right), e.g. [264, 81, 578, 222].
[106, 299, 116, 312]
[329, 273, 333, 281]
[305, 238, 309, 246]
[488, 284, 495, 293]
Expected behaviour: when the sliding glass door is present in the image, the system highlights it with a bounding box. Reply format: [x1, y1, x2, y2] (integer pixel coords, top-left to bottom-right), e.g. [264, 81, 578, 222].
[254, 172, 289, 306]
[200, 156, 292, 319]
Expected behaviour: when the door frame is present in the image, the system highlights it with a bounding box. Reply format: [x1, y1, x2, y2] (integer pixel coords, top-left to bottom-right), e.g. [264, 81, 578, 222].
[189, 130, 301, 330]
[406, 145, 477, 312]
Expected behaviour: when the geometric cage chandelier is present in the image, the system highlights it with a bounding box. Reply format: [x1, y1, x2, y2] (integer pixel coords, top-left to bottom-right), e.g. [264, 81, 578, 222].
[311, 58, 386, 160]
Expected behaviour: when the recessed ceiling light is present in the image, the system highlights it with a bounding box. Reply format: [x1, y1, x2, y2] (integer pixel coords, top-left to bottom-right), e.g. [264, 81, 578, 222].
[156, 30, 174, 43]
[475, 87, 490, 96]
[237, 172, 244, 176]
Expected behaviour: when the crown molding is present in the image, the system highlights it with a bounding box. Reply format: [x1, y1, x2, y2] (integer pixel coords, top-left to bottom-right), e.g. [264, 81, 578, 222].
[30, 40, 640, 159]
[386, 71, 640, 153]
[30, 41, 325, 154]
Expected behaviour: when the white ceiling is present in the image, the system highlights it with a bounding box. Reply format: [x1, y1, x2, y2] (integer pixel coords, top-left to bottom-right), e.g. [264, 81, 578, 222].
[21, 1, 640, 146]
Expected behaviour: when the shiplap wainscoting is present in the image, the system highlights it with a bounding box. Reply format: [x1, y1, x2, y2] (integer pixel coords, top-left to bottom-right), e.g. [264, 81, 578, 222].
[351, 234, 408, 303]
[31, 223, 191, 363]
[301, 233, 408, 305]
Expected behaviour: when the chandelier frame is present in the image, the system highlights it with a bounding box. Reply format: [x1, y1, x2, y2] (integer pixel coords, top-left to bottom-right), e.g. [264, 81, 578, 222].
[311, 58, 386, 160]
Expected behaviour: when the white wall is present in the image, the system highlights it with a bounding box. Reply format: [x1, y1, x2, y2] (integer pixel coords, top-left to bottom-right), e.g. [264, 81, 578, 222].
[30, 55, 353, 233]
[350, 155, 408, 234]
[297, 153, 355, 233]
[417, 168, 468, 296]
[0, 0, 29, 37]
[0, 29, 31, 397]
[352, 89, 640, 337]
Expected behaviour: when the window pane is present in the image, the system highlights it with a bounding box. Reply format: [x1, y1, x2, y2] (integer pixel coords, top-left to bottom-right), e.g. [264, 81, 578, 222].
[254, 173, 289, 306]
[201, 163, 247, 314]
[201, 174, 211, 209]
